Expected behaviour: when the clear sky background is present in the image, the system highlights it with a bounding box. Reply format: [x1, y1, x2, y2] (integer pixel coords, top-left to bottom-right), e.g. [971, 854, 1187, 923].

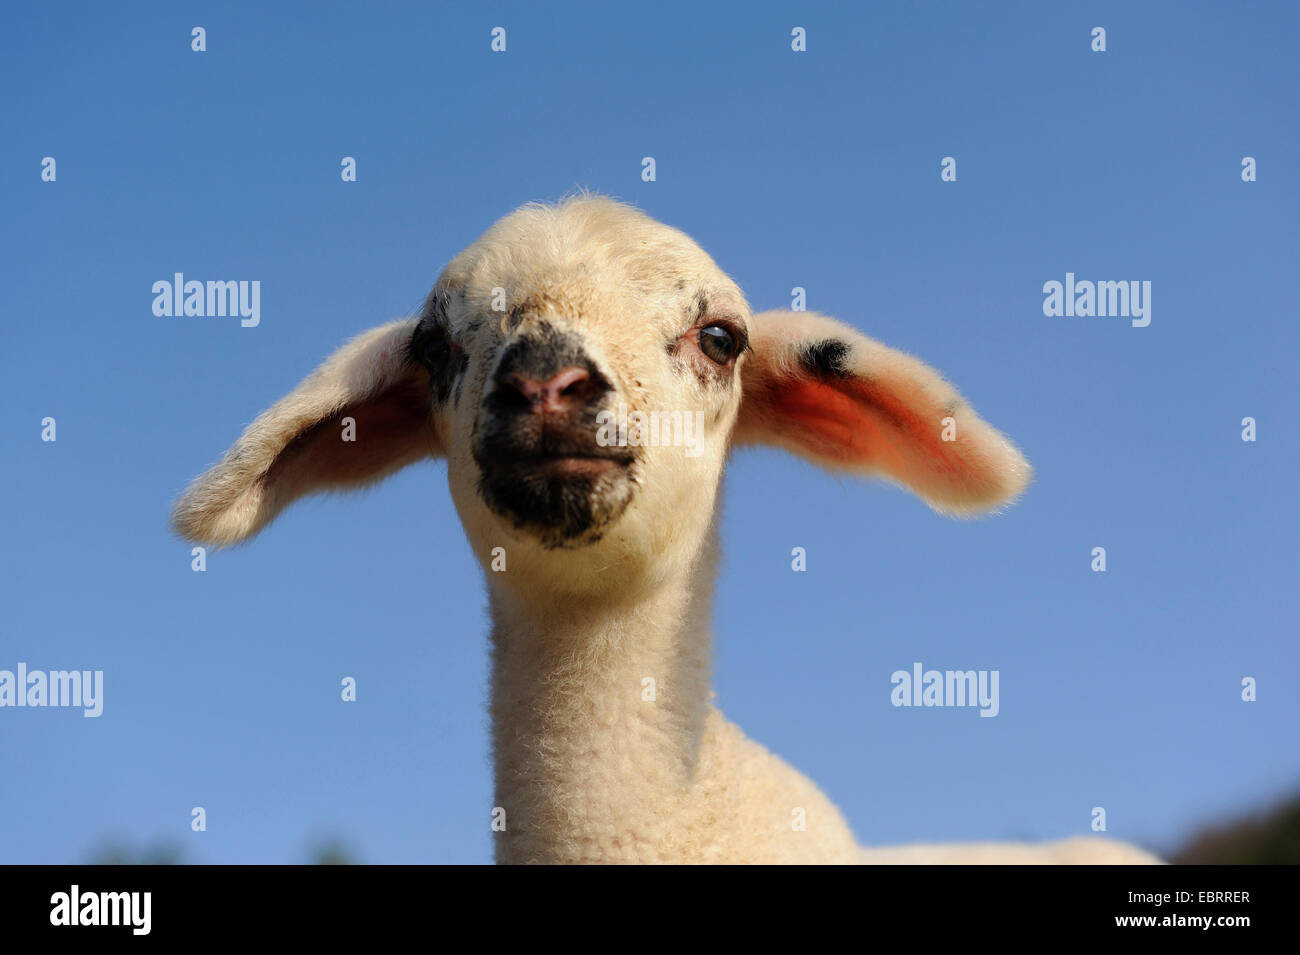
[2, 1, 1296, 863]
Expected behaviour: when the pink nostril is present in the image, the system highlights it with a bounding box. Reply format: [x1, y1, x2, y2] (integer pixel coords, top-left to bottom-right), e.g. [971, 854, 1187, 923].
[503, 367, 592, 413]
[546, 366, 590, 396]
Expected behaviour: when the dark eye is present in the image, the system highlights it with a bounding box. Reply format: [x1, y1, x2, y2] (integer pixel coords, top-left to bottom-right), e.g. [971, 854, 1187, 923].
[698, 325, 739, 364]
[410, 320, 467, 403]
[412, 325, 451, 371]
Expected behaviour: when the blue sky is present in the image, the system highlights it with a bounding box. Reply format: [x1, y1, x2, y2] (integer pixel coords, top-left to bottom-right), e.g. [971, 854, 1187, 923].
[2, 1, 1296, 863]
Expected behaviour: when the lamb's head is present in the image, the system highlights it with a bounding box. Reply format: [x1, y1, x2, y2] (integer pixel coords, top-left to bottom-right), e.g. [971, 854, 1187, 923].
[172, 195, 1032, 598]
[417, 198, 753, 591]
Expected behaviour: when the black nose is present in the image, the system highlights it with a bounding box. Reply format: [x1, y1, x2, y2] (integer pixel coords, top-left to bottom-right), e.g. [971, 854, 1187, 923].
[489, 327, 611, 416]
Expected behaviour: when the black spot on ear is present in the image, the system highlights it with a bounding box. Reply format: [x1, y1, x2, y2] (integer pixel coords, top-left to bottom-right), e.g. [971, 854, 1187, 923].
[800, 339, 852, 379]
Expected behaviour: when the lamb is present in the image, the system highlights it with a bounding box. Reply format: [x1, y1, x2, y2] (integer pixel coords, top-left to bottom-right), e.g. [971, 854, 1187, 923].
[172, 195, 1159, 864]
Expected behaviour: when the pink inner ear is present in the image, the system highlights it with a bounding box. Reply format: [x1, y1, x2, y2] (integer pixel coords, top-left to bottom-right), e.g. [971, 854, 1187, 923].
[769, 376, 955, 483]
[264, 377, 435, 492]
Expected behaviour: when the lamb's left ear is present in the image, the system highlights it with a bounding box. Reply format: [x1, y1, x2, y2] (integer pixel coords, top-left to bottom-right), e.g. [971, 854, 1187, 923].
[734, 310, 1031, 515]
[172, 319, 439, 547]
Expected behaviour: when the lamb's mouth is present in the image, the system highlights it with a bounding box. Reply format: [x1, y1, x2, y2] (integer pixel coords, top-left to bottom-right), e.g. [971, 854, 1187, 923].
[509, 451, 633, 479]
[473, 444, 638, 547]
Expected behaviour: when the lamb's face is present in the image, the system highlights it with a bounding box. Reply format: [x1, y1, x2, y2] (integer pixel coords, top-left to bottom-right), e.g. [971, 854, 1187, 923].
[410, 198, 749, 580]
[172, 195, 1031, 595]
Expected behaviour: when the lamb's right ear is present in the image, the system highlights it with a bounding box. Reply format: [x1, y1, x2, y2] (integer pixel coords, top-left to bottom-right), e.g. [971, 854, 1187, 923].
[172, 319, 440, 547]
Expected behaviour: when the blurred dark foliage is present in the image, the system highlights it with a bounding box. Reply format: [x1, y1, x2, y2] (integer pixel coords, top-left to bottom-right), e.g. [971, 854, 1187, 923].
[1170, 792, 1300, 864]
[88, 840, 184, 866]
[306, 839, 356, 865]
[87, 837, 358, 865]
[83, 795, 1300, 865]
